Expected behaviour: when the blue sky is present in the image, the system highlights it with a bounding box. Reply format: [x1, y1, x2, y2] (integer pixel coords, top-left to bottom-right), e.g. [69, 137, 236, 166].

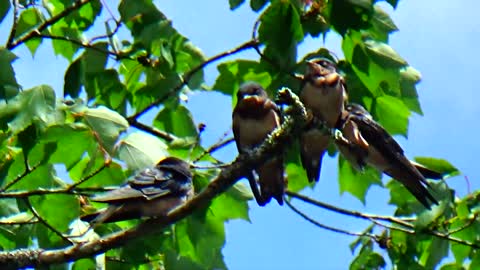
[2, 0, 480, 269]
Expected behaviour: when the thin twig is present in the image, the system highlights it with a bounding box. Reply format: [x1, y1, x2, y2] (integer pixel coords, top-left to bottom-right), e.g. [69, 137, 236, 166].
[67, 163, 109, 191]
[37, 34, 120, 58]
[0, 187, 113, 199]
[5, 0, 20, 47]
[368, 217, 480, 249]
[286, 190, 414, 228]
[285, 199, 376, 238]
[193, 133, 235, 163]
[128, 119, 176, 142]
[0, 162, 41, 192]
[191, 164, 230, 170]
[23, 198, 74, 245]
[0, 216, 38, 225]
[89, 19, 121, 43]
[127, 39, 260, 121]
[7, 0, 94, 50]
[445, 214, 478, 236]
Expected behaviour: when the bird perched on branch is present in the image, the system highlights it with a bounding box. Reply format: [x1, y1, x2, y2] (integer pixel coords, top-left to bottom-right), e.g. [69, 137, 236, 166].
[81, 156, 193, 224]
[299, 58, 348, 182]
[335, 103, 441, 208]
[232, 82, 285, 206]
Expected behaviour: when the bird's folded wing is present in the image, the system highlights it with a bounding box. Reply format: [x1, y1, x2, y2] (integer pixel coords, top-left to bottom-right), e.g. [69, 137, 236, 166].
[90, 187, 147, 203]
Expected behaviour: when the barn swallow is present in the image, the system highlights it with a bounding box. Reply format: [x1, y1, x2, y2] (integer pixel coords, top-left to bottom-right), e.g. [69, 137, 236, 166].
[232, 82, 285, 206]
[335, 104, 440, 208]
[299, 58, 348, 182]
[80, 157, 193, 224]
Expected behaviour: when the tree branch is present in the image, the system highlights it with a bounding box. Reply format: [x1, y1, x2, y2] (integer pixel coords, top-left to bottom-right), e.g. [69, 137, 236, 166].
[285, 199, 375, 238]
[36, 34, 120, 58]
[128, 119, 177, 142]
[67, 162, 109, 191]
[0, 161, 41, 192]
[23, 198, 73, 245]
[7, 0, 95, 50]
[5, 0, 19, 47]
[0, 88, 307, 268]
[287, 191, 480, 250]
[286, 190, 414, 228]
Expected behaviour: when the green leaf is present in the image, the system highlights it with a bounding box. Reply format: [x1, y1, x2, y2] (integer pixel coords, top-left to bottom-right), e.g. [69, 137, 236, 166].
[386, 0, 399, 9]
[5, 162, 57, 191]
[38, 123, 95, 169]
[259, 1, 303, 67]
[338, 158, 382, 203]
[119, 0, 166, 37]
[451, 242, 470, 265]
[228, 182, 253, 201]
[116, 132, 168, 170]
[17, 124, 38, 159]
[213, 60, 272, 99]
[250, 0, 268, 11]
[69, 159, 125, 187]
[15, 8, 44, 55]
[418, 237, 449, 269]
[31, 194, 79, 233]
[0, 85, 59, 133]
[176, 212, 227, 269]
[212, 189, 250, 222]
[414, 200, 447, 230]
[83, 42, 109, 74]
[369, 5, 398, 41]
[440, 263, 466, 270]
[72, 258, 97, 270]
[64, 58, 83, 98]
[0, 0, 10, 24]
[350, 238, 386, 270]
[0, 48, 20, 100]
[285, 162, 311, 192]
[85, 69, 128, 111]
[0, 200, 32, 249]
[329, 0, 373, 36]
[414, 157, 460, 178]
[82, 106, 129, 153]
[374, 95, 410, 136]
[50, 24, 83, 61]
[365, 40, 407, 68]
[343, 31, 405, 99]
[387, 180, 427, 215]
[229, 0, 246, 10]
[72, 0, 102, 31]
[400, 66, 423, 115]
[302, 10, 329, 38]
[154, 105, 197, 138]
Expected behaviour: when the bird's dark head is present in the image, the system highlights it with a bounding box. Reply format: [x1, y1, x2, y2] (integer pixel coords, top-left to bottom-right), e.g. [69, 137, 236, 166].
[157, 156, 192, 180]
[305, 58, 337, 78]
[346, 103, 372, 119]
[236, 82, 268, 101]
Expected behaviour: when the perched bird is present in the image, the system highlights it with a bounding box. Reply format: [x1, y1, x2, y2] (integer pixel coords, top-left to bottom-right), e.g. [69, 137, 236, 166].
[232, 82, 285, 206]
[81, 157, 193, 224]
[299, 58, 348, 182]
[335, 103, 440, 208]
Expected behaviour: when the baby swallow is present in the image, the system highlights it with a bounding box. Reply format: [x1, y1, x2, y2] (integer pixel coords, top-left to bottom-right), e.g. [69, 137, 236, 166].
[299, 58, 348, 182]
[335, 104, 439, 208]
[81, 157, 193, 224]
[232, 82, 285, 206]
